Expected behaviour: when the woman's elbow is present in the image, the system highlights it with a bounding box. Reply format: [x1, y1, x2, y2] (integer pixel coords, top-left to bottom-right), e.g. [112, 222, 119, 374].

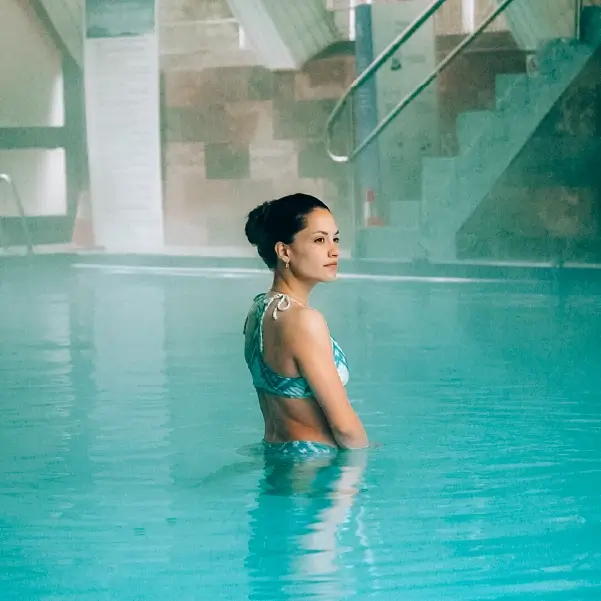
[332, 423, 369, 450]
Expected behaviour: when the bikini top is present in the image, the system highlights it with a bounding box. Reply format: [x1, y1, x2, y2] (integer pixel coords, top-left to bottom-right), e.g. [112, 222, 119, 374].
[243, 293, 349, 398]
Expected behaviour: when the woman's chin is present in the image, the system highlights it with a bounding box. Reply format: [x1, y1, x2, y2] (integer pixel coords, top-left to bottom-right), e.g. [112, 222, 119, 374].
[320, 271, 339, 283]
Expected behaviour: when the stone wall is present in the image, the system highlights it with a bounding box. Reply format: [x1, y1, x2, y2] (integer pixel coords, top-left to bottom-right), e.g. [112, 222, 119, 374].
[159, 0, 353, 253]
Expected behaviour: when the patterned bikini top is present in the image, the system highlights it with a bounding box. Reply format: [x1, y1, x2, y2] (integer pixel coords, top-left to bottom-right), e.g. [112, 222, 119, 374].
[243, 293, 349, 398]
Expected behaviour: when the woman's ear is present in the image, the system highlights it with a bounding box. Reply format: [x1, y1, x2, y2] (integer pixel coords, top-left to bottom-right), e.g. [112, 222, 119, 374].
[274, 241, 290, 264]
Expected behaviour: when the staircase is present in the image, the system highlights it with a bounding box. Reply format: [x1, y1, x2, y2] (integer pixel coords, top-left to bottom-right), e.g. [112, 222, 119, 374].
[356, 7, 601, 262]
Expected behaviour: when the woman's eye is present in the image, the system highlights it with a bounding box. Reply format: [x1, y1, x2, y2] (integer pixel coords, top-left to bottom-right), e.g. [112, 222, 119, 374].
[315, 237, 324, 243]
[334, 237, 340, 243]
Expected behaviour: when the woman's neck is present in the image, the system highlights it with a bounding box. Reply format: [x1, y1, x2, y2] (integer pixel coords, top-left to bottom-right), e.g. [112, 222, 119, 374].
[270, 275, 313, 306]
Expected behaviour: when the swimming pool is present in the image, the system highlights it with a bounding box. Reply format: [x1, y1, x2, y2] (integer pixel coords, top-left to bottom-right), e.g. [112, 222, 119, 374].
[1, 257, 600, 600]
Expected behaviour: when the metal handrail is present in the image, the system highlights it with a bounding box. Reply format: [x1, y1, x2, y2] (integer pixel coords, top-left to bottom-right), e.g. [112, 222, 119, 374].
[0, 173, 34, 255]
[325, 0, 448, 163]
[326, 0, 528, 163]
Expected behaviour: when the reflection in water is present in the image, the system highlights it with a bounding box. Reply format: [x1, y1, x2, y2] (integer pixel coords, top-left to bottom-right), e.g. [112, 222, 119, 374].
[2, 265, 601, 599]
[246, 450, 370, 601]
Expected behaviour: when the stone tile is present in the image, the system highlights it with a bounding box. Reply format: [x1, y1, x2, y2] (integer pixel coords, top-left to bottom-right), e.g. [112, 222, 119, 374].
[274, 99, 337, 140]
[164, 173, 189, 219]
[165, 106, 230, 143]
[198, 67, 252, 103]
[160, 47, 259, 71]
[165, 142, 206, 172]
[271, 177, 327, 201]
[204, 179, 276, 246]
[295, 71, 346, 101]
[225, 101, 274, 145]
[206, 213, 248, 246]
[160, 20, 239, 57]
[302, 58, 349, 89]
[164, 71, 203, 107]
[166, 172, 221, 207]
[164, 215, 208, 246]
[205, 142, 250, 179]
[249, 140, 299, 181]
[248, 67, 275, 101]
[159, 0, 232, 25]
[165, 68, 251, 107]
[223, 179, 276, 214]
[273, 72, 296, 108]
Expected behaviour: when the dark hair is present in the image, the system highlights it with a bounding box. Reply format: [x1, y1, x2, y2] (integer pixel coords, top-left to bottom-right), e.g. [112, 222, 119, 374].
[245, 193, 330, 269]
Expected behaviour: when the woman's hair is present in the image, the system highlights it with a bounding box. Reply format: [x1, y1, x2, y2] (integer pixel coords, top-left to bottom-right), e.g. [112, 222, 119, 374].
[245, 193, 330, 269]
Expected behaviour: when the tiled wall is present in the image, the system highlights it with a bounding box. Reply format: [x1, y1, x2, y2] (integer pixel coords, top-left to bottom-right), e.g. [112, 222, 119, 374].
[160, 1, 353, 252]
[162, 59, 354, 250]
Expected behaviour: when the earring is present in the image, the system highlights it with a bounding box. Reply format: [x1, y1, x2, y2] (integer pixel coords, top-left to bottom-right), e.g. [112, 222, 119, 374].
[285, 261, 290, 269]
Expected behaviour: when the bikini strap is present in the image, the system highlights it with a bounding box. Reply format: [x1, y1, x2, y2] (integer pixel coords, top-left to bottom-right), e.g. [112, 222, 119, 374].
[257, 293, 294, 352]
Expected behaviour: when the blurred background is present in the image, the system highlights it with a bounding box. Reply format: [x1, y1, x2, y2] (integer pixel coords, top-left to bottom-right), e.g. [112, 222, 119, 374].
[1, 0, 601, 265]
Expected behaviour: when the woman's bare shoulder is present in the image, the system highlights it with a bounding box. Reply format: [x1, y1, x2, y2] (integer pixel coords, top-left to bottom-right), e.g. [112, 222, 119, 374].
[280, 305, 330, 344]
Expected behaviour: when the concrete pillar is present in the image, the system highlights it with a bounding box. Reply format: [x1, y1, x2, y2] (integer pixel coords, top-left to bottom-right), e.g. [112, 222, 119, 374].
[84, 0, 163, 251]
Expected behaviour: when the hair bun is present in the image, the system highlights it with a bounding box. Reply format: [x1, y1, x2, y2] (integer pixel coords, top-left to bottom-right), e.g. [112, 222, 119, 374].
[245, 201, 272, 247]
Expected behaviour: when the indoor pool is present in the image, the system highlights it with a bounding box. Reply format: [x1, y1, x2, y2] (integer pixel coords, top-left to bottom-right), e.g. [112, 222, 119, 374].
[1, 259, 600, 601]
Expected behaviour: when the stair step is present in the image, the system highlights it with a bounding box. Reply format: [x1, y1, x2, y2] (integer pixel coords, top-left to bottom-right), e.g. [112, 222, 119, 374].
[495, 73, 533, 112]
[456, 110, 495, 150]
[421, 157, 459, 238]
[456, 110, 509, 154]
[355, 227, 424, 260]
[421, 157, 458, 204]
[389, 200, 421, 229]
[536, 38, 592, 79]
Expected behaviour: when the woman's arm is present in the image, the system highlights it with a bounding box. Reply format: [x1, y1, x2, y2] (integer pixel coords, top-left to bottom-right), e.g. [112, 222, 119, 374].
[285, 308, 368, 450]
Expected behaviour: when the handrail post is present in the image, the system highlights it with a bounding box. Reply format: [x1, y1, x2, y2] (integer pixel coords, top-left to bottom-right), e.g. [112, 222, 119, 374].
[575, 0, 583, 40]
[0, 173, 34, 255]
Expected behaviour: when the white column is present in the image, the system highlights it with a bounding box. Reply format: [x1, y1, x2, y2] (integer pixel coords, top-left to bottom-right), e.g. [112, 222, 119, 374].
[84, 4, 164, 251]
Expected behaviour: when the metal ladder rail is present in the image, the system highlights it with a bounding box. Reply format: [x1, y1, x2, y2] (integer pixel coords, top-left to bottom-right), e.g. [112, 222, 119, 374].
[0, 173, 34, 255]
[325, 0, 584, 165]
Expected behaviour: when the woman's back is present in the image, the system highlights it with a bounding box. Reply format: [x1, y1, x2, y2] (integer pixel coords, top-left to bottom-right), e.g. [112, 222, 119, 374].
[244, 293, 340, 446]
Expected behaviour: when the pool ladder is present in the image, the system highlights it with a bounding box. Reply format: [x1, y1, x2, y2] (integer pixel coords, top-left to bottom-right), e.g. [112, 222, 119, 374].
[0, 173, 34, 255]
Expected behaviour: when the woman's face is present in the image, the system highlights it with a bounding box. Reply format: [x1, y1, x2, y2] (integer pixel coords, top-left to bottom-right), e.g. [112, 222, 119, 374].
[287, 208, 340, 283]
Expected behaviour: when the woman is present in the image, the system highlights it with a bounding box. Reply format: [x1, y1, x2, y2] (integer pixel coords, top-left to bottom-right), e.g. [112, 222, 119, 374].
[243, 193, 369, 454]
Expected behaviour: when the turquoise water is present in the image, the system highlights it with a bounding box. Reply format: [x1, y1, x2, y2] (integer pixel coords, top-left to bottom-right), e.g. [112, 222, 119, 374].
[1, 261, 600, 600]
